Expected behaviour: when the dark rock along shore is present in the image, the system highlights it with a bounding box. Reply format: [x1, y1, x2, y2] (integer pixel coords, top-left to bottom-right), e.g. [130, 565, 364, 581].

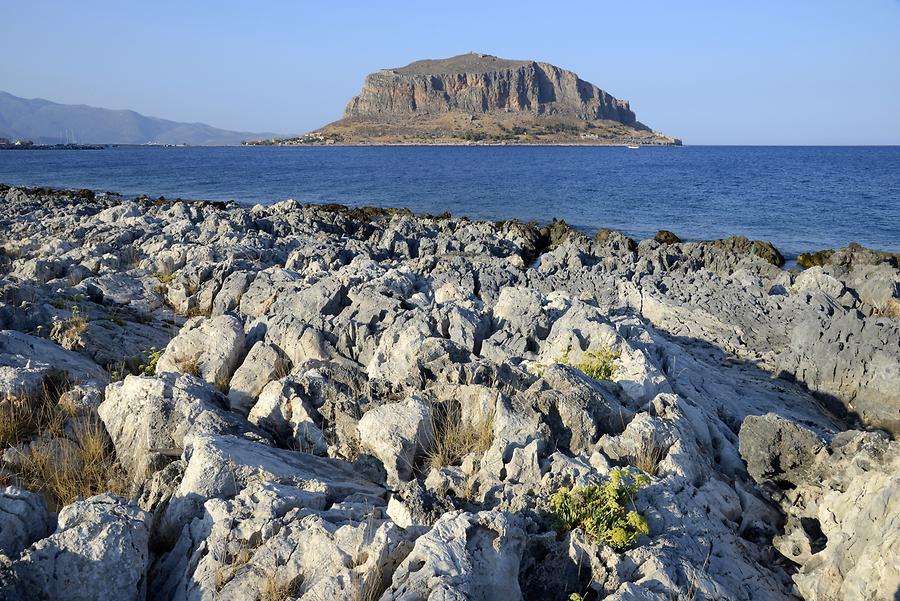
[0, 184, 897, 600]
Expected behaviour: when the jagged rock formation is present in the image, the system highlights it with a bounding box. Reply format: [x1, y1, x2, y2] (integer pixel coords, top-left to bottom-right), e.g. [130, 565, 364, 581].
[0, 184, 898, 600]
[254, 53, 680, 146]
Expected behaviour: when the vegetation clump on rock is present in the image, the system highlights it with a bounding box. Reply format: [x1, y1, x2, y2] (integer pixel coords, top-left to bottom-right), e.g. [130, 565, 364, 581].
[559, 345, 620, 381]
[549, 469, 650, 551]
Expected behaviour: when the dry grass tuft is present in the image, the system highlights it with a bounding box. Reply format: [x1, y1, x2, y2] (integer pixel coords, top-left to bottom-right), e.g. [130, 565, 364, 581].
[0, 378, 127, 511]
[176, 355, 201, 377]
[0, 397, 38, 449]
[119, 246, 143, 270]
[349, 569, 383, 601]
[14, 416, 127, 511]
[215, 539, 253, 592]
[184, 304, 212, 319]
[0, 378, 69, 448]
[259, 572, 300, 601]
[425, 400, 495, 472]
[628, 433, 669, 476]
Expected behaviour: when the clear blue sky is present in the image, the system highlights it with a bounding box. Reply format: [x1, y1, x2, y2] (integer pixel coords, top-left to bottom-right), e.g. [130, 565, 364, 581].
[3, 0, 899, 144]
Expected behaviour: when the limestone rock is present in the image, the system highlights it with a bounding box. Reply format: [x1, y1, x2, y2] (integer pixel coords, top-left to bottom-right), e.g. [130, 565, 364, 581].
[98, 372, 264, 485]
[226, 341, 286, 415]
[14, 494, 150, 601]
[739, 413, 827, 485]
[358, 396, 433, 485]
[0, 330, 107, 400]
[347, 53, 638, 125]
[156, 314, 246, 390]
[248, 375, 328, 454]
[741, 423, 900, 601]
[382, 510, 526, 601]
[163, 433, 384, 538]
[0, 487, 51, 558]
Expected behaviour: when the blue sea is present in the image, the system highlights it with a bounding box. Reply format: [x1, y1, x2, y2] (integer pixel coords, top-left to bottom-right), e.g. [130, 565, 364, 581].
[1, 145, 898, 257]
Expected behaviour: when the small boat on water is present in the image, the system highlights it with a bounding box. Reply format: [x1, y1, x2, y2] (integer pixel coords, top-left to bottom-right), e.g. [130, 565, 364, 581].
[627, 145, 640, 149]
[627, 137, 640, 149]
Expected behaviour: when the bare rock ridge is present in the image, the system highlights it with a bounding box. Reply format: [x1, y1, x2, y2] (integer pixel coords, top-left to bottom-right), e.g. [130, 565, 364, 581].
[252, 53, 680, 146]
[345, 53, 639, 126]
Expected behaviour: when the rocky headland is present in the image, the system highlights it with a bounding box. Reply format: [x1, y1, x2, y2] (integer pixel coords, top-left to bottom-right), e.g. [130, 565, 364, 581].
[0, 183, 897, 600]
[249, 53, 680, 146]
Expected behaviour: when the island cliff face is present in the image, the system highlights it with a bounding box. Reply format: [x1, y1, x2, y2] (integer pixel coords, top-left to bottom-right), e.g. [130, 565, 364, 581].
[344, 54, 638, 126]
[253, 53, 680, 146]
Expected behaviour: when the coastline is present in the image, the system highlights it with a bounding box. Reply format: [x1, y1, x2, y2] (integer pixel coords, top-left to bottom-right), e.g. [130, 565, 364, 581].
[3, 180, 898, 265]
[0, 183, 898, 598]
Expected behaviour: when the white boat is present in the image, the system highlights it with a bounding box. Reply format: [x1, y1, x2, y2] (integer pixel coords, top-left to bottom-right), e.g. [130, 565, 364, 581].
[627, 145, 640, 149]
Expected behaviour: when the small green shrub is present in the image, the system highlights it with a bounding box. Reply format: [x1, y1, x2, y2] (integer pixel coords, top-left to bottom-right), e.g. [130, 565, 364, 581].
[50, 306, 89, 350]
[559, 345, 620, 381]
[154, 271, 176, 285]
[549, 469, 650, 551]
[140, 347, 163, 376]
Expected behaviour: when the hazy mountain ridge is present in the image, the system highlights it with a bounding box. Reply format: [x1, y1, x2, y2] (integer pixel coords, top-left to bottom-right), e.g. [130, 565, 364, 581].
[0, 91, 279, 146]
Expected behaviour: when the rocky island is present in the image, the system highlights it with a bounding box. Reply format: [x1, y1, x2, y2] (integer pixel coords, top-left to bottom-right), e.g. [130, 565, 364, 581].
[0, 184, 898, 600]
[248, 53, 680, 146]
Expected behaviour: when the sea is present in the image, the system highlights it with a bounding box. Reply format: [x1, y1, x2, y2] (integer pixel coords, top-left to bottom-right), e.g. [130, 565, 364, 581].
[1, 145, 898, 258]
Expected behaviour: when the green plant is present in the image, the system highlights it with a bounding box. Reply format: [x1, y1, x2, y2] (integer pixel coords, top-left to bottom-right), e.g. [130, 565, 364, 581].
[50, 306, 89, 350]
[139, 347, 163, 376]
[153, 271, 176, 285]
[549, 469, 650, 552]
[559, 345, 620, 381]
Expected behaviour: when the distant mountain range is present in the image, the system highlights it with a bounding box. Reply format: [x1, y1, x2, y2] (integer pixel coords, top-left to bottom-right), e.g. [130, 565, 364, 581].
[0, 91, 280, 146]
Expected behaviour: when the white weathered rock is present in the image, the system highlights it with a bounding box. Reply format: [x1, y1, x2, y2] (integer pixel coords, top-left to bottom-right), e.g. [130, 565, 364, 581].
[156, 314, 246, 389]
[741, 419, 900, 601]
[14, 494, 150, 601]
[366, 317, 433, 385]
[383, 510, 526, 601]
[226, 341, 286, 415]
[98, 372, 264, 485]
[162, 433, 384, 539]
[0, 487, 51, 558]
[3, 186, 900, 601]
[248, 376, 328, 454]
[791, 266, 847, 299]
[0, 330, 107, 400]
[358, 396, 433, 485]
[152, 480, 411, 601]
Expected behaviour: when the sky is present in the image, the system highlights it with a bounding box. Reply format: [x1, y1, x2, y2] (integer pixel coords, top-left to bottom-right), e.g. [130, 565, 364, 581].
[2, 0, 899, 145]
